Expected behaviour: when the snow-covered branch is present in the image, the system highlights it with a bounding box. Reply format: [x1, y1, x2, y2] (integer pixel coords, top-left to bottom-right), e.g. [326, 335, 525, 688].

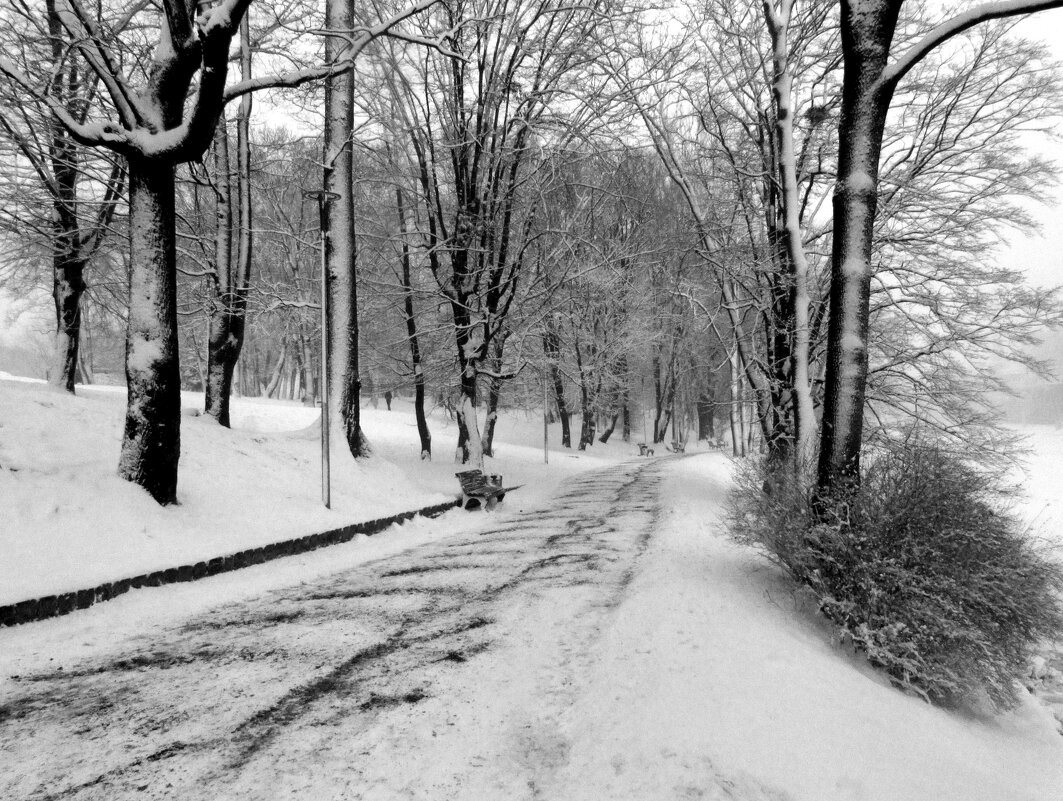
[881, 0, 1063, 92]
[223, 0, 444, 103]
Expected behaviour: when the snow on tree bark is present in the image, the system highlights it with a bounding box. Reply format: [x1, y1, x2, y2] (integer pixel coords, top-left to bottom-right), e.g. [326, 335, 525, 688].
[324, 0, 367, 459]
[817, 0, 1063, 494]
[205, 21, 252, 428]
[118, 162, 181, 504]
[764, 0, 818, 474]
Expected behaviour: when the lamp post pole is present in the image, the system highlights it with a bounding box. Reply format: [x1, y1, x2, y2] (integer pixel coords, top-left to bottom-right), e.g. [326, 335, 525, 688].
[543, 369, 549, 465]
[304, 189, 341, 508]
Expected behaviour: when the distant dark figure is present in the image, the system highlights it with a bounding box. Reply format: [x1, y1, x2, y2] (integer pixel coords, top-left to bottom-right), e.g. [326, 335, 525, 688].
[384, 390, 393, 411]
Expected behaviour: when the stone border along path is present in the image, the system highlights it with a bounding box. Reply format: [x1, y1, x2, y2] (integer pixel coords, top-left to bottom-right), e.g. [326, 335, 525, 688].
[0, 499, 461, 628]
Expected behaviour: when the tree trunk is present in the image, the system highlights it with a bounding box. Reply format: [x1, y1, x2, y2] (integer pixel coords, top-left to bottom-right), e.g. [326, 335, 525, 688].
[817, 2, 896, 493]
[483, 376, 502, 457]
[76, 315, 94, 385]
[118, 161, 181, 505]
[575, 338, 595, 450]
[51, 256, 87, 393]
[598, 412, 619, 443]
[264, 344, 287, 398]
[652, 355, 664, 443]
[698, 383, 716, 441]
[204, 23, 253, 428]
[456, 383, 484, 470]
[45, 0, 84, 395]
[298, 330, 315, 405]
[481, 337, 506, 457]
[205, 114, 237, 425]
[396, 189, 431, 459]
[543, 328, 571, 448]
[729, 347, 745, 458]
[765, 0, 819, 473]
[324, 0, 366, 459]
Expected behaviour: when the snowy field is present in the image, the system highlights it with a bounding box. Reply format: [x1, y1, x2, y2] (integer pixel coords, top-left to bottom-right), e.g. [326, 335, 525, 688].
[2, 372, 1063, 800]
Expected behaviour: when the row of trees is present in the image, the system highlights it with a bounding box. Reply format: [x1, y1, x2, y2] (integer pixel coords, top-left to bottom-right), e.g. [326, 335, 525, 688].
[1, 0, 1062, 506]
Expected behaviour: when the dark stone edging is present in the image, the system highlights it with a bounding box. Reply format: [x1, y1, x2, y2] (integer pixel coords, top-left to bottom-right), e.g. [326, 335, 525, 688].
[0, 499, 461, 628]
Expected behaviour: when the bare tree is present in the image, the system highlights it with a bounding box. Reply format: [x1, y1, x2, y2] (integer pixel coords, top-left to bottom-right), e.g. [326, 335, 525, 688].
[817, 0, 1063, 494]
[0, 0, 439, 502]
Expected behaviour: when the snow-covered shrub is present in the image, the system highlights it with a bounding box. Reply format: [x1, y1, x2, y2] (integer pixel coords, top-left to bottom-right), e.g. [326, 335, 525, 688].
[730, 441, 1063, 709]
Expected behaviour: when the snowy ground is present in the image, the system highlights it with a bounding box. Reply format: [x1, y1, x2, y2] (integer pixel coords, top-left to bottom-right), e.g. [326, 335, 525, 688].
[3, 374, 1063, 799]
[0, 373, 629, 604]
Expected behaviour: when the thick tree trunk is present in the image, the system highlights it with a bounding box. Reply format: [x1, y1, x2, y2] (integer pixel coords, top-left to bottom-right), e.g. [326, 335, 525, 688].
[324, 0, 366, 459]
[817, 2, 896, 494]
[118, 162, 181, 505]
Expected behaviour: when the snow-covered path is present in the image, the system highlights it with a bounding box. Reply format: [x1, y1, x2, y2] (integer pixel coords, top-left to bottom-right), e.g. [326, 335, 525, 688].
[0, 459, 664, 800]
[3, 454, 1063, 801]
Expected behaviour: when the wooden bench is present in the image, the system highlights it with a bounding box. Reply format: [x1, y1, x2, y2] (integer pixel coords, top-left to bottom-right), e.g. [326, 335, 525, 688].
[670, 441, 686, 454]
[637, 443, 655, 457]
[456, 470, 519, 511]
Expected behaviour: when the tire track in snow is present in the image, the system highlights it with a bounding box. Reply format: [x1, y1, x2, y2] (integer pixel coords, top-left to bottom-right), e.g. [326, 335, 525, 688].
[0, 459, 666, 800]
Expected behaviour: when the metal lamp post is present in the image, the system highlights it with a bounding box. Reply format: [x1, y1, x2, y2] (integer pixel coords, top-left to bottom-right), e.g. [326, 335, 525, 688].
[304, 189, 341, 508]
[542, 368, 549, 465]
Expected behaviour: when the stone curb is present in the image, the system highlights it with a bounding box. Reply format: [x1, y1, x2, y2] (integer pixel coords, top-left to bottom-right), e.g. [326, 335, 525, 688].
[0, 498, 461, 628]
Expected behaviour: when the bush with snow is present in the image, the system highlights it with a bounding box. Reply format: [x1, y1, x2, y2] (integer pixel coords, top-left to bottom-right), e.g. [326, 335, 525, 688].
[730, 439, 1063, 709]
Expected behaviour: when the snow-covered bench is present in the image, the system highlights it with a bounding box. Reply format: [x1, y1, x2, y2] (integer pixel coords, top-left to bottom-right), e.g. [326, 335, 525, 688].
[456, 470, 519, 511]
[637, 443, 655, 456]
